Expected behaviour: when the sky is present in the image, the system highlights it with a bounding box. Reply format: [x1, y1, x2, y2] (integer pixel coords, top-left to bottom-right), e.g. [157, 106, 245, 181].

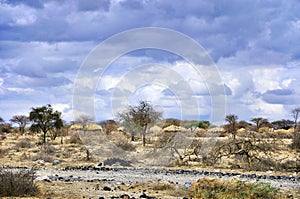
[0, 0, 300, 124]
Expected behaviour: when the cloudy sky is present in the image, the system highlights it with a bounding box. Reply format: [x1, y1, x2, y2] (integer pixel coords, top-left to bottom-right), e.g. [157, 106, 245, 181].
[0, 0, 300, 123]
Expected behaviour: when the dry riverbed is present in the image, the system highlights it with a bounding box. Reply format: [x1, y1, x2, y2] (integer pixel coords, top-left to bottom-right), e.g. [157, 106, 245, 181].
[4, 166, 299, 199]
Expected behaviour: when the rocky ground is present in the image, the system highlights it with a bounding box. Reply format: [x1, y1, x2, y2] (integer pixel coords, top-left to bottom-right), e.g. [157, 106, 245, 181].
[1, 132, 299, 198]
[3, 165, 299, 198]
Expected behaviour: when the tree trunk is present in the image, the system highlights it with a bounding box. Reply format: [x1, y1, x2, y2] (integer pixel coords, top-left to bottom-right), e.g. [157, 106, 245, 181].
[142, 125, 147, 147]
[131, 135, 135, 141]
[43, 131, 47, 144]
[142, 134, 146, 147]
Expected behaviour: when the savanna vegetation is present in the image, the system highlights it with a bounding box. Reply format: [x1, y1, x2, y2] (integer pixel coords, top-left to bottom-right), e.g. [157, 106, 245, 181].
[0, 103, 299, 198]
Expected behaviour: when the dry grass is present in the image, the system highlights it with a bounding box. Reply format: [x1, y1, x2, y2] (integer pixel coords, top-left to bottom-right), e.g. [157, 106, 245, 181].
[0, 169, 40, 197]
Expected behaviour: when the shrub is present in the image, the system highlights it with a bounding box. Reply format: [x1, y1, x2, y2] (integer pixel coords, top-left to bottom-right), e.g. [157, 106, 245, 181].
[15, 138, 33, 148]
[42, 143, 56, 155]
[155, 132, 176, 148]
[67, 133, 83, 144]
[31, 143, 56, 162]
[188, 178, 278, 199]
[0, 135, 6, 140]
[0, 124, 12, 133]
[292, 131, 300, 150]
[115, 140, 136, 151]
[0, 148, 8, 157]
[0, 169, 39, 197]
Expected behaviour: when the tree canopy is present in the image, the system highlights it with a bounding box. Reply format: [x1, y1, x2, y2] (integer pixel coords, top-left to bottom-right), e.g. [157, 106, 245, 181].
[225, 114, 238, 139]
[118, 101, 162, 146]
[29, 104, 63, 144]
[250, 117, 269, 131]
[10, 115, 29, 134]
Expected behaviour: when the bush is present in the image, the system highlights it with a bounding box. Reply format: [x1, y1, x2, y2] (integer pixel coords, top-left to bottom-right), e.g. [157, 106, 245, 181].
[42, 143, 56, 155]
[292, 131, 300, 150]
[0, 124, 12, 133]
[115, 140, 136, 151]
[67, 133, 83, 144]
[0, 169, 39, 197]
[31, 143, 57, 162]
[0, 148, 8, 157]
[0, 135, 6, 140]
[187, 178, 278, 199]
[155, 132, 176, 148]
[15, 138, 33, 148]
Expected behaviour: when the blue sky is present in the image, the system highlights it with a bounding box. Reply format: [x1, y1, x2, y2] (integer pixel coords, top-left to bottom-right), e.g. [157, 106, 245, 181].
[0, 0, 300, 123]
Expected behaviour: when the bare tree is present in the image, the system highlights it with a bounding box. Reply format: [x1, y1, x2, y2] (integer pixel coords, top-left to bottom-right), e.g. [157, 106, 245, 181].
[75, 115, 94, 129]
[250, 117, 268, 132]
[292, 107, 300, 149]
[10, 115, 30, 134]
[100, 120, 118, 134]
[225, 114, 238, 139]
[118, 101, 162, 146]
[202, 131, 275, 169]
[292, 107, 300, 130]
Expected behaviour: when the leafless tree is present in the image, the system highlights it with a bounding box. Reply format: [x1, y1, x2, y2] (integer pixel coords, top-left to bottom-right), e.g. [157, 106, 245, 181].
[292, 107, 300, 130]
[203, 131, 275, 169]
[292, 107, 300, 149]
[118, 101, 162, 146]
[10, 115, 30, 134]
[75, 115, 94, 129]
[225, 114, 238, 139]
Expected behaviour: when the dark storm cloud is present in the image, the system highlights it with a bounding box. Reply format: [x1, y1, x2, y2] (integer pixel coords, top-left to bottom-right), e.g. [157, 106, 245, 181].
[262, 89, 297, 105]
[0, 0, 300, 121]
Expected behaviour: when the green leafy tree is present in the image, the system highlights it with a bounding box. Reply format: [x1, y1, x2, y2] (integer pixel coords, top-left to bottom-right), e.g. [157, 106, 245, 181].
[0, 117, 4, 124]
[118, 101, 162, 146]
[197, 121, 210, 129]
[29, 104, 63, 144]
[271, 119, 294, 130]
[10, 115, 29, 134]
[162, 118, 181, 128]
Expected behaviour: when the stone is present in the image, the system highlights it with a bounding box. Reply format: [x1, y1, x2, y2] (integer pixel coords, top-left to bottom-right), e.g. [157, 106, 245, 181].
[103, 186, 112, 191]
[52, 160, 61, 166]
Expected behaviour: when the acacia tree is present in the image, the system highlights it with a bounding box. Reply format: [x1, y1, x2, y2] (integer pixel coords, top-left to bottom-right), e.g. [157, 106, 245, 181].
[75, 115, 93, 129]
[0, 117, 4, 124]
[225, 114, 238, 139]
[292, 107, 300, 130]
[100, 120, 118, 134]
[118, 101, 162, 146]
[291, 107, 300, 149]
[250, 117, 268, 132]
[10, 115, 29, 134]
[29, 104, 63, 144]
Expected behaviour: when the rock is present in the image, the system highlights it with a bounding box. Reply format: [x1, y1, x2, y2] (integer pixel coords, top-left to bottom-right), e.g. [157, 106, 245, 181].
[52, 160, 61, 166]
[37, 159, 45, 165]
[103, 158, 132, 167]
[184, 182, 191, 188]
[120, 194, 130, 199]
[35, 175, 51, 182]
[103, 186, 112, 191]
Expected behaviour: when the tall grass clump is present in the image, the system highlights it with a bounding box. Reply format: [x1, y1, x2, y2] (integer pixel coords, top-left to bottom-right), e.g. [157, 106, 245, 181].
[0, 169, 39, 197]
[186, 178, 279, 199]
